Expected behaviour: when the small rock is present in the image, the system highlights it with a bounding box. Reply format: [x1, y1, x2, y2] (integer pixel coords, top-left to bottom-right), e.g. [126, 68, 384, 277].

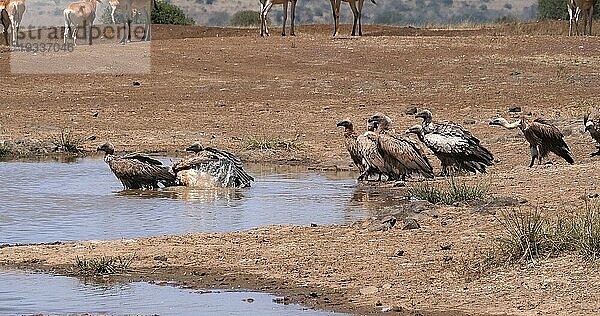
[375, 301, 383, 306]
[310, 223, 318, 227]
[132, 81, 141, 86]
[508, 106, 522, 113]
[402, 218, 420, 230]
[443, 255, 453, 262]
[273, 296, 290, 304]
[242, 298, 254, 303]
[359, 286, 379, 295]
[309, 292, 319, 298]
[154, 255, 167, 261]
[381, 215, 397, 229]
[393, 181, 406, 187]
[405, 107, 418, 115]
[382, 283, 392, 289]
[440, 244, 451, 251]
[394, 249, 405, 256]
[509, 71, 522, 76]
[463, 118, 476, 125]
[92, 112, 99, 117]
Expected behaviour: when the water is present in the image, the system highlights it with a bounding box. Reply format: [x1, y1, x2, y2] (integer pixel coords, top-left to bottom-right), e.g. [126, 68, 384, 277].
[0, 158, 379, 244]
[0, 270, 343, 315]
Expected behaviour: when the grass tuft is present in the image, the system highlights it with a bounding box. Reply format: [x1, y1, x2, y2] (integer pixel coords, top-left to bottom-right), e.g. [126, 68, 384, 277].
[0, 144, 11, 157]
[243, 135, 301, 151]
[75, 255, 134, 276]
[497, 203, 600, 263]
[53, 129, 85, 153]
[408, 177, 487, 205]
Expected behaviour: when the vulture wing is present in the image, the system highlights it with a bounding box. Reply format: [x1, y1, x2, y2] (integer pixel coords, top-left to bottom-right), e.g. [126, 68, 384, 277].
[174, 149, 254, 187]
[357, 133, 386, 175]
[121, 153, 164, 166]
[345, 136, 366, 174]
[376, 133, 433, 178]
[528, 120, 574, 164]
[110, 156, 176, 189]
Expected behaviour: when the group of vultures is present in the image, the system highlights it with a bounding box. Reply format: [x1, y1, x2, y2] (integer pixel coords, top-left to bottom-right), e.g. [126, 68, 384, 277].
[337, 109, 600, 182]
[96, 109, 600, 190]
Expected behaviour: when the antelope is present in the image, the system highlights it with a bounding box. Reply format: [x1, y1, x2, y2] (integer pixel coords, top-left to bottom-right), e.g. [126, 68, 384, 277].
[330, 0, 375, 36]
[0, 0, 25, 46]
[64, 0, 102, 46]
[568, 0, 597, 35]
[259, 0, 297, 37]
[1, 8, 9, 46]
[118, 0, 154, 43]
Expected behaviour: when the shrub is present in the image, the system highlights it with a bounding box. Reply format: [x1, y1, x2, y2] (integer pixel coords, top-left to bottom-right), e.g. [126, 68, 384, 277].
[230, 10, 262, 27]
[408, 177, 488, 205]
[537, 0, 569, 20]
[76, 255, 134, 276]
[152, 1, 195, 25]
[0, 144, 10, 157]
[52, 129, 85, 153]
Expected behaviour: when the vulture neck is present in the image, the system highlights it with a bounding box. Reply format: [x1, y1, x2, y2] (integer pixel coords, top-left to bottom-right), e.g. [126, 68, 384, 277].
[344, 128, 357, 138]
[501, 119, 522, 130]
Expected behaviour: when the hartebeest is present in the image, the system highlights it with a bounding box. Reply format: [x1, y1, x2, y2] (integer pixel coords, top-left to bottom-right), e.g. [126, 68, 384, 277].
[0, 0, 25, 46]
[330, 0, 375, 36]
[259, 0, 297, 37]
[64, 0, 102, 46]
[0, 8, 9, 46]
[568, 0, 598, 35]
[118, 0, 153, 43]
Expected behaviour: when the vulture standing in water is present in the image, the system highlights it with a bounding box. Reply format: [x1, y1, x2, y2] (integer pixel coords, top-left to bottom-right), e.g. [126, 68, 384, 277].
[366, 113, 434, 180]
[410, 109, 494, 175]
[97, 142, 176, 190]
[336, 119, 385, 181]
[584, 111, 600, 156]
[489, 117, 574, 167]
[171, 142, 254, 188]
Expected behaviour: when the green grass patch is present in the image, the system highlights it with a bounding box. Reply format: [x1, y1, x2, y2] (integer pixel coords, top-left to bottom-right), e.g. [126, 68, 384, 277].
[408, 177, 488, 205]
[75, 255, 134, 276]
[243, 135, 301, 151]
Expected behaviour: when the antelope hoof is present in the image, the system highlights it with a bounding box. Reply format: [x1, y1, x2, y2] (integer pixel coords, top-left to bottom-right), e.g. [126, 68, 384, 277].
[281, 32, 286, 36]
[291, 32, 295, 36]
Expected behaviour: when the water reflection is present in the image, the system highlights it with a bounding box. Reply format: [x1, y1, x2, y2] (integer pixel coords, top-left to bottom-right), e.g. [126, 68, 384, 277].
[0, 158, 365, 244]
[0, 270, 343, 315]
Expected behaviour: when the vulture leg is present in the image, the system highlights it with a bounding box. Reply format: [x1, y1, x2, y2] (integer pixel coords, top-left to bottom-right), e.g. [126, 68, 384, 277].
[529, 146, 538, 168]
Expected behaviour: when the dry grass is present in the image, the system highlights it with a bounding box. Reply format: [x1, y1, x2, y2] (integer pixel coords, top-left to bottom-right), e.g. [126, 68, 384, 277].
[408, 177, 488, 205]
[52, 129, 86, 153]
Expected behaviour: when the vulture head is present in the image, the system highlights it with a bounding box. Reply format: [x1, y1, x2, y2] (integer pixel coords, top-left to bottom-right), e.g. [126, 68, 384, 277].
[415, 110, 433, 123]
[489, 117, 522, 130]
[336, 119, 354, 131]
[406, 125, 424, 136]
[186, 142, 203, 154]
[97, 142, 115, 155]
[368, 113, 393, 132]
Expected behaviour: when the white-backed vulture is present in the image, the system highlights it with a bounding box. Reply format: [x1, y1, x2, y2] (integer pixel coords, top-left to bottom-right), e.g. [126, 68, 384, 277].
[411, 110, 494, 175]
[367, 114, 434, 180]
[407, 124, 493, 175]
[336, 119, 385, 181]
[489, 117, 575, 167]
[97, 142, 176, 189]
[171, 142, 254, 188]
[584, 111, 600, 156]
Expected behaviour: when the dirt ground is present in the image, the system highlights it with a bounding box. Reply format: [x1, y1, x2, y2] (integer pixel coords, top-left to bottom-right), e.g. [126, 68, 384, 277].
[2, 21, 600, 315]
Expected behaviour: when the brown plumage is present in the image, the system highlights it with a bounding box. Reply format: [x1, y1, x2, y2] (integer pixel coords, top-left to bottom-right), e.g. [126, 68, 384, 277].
[97, 142, 176, 190]
[172, 142, 254, 188]
[336, 119, 385, 181]
[489, 117, 574, 167]
[584, 111, 600, 156]
[367, 114, 434, 180]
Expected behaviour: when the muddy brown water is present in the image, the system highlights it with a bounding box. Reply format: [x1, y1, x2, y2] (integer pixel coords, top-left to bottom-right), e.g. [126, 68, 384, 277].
[0, 158, 401, 244]
[0, 269, 345, 315]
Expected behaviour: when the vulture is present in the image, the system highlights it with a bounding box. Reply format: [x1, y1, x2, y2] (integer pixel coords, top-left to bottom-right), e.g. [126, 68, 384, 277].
[406, 124, 493, 175]
[171, 142, 254, 188]
[366, 114, 434, 180]
[584, 112, 600, 156]
[97, 142, 176, 190]
[489, 117, 574, 167]
[336, 119, 385, 181]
